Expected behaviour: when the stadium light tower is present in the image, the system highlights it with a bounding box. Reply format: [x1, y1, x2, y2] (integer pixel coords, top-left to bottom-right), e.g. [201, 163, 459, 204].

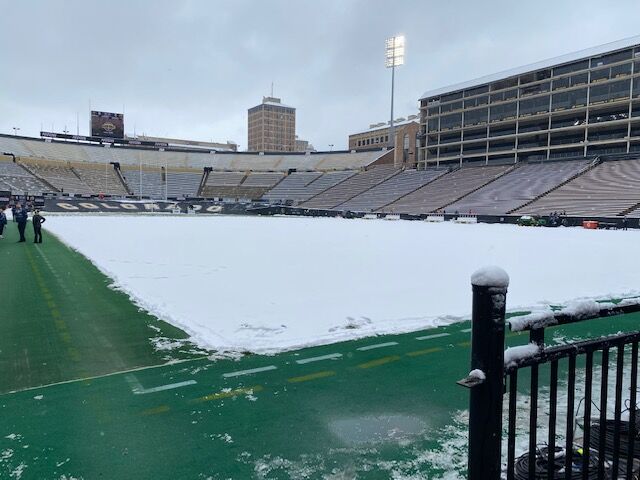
[12, 127, 20, 136]
[385, 35, 405, 150]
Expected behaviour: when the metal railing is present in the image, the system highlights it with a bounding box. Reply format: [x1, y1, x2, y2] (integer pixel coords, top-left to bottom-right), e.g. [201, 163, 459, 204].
[459, 267, 640, 479]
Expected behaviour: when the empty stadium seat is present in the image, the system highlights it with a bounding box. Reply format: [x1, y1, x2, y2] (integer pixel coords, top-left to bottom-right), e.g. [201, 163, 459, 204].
[338, 169, 447, 212]
[0, 158, 52, 195]
[301, 165, 400, 209]
[384, 164, 513, 214]
[446, 160, 590, 215]
[516, 157, 640, 217]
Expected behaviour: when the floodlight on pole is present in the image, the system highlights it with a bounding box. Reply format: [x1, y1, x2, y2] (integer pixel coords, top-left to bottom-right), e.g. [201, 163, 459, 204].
[385, 35, 405, 150]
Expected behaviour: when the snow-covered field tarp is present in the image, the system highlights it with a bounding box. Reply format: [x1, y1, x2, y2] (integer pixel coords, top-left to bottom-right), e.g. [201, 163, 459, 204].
[44, 215, 640, 354]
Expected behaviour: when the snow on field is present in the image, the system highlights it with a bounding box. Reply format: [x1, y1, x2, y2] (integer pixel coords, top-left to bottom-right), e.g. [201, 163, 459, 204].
[45, 215, 640, 354]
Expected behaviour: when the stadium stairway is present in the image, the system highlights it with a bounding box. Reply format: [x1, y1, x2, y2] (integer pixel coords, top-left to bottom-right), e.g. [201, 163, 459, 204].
[336, 168, 449, 213]
[114, 164, 134, 195]
[301, 165, 400, 209]
[382, 164, 514, 214]
[507, 157, 600, 214]
[197, 169, 211, 197]
[437, 164, 517, 212]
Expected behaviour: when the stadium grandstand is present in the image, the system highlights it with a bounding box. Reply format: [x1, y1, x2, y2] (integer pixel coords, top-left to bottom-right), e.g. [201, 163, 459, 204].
[4, 133, 640, 218]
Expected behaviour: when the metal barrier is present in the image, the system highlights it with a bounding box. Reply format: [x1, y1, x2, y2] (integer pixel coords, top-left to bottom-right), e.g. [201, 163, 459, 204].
[459, 267, 640, 480]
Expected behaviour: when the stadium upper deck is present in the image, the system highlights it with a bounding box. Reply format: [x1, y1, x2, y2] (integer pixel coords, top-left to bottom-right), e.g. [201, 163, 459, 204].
[0, 134, 389, 172]
[419, 36, 640, 168]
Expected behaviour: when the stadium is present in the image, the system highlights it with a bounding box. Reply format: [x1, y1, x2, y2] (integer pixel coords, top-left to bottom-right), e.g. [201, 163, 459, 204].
[3, 8, 640, 480]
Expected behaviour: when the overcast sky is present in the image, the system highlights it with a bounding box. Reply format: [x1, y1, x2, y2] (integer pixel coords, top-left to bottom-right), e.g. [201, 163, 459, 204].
[2, 0, 639, 150]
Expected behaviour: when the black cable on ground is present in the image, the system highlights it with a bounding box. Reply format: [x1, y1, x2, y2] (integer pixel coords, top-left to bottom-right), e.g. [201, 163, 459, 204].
[514, 445, 600, 480]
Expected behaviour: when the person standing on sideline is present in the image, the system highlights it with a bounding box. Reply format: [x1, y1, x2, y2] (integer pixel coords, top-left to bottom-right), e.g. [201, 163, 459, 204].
[0, 207, 7, 238]
[32, 210, 46, 243]
[15, 203, 28, 242]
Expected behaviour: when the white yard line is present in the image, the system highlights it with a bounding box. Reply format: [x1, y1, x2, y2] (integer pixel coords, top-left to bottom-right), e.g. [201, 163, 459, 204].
[461, 328, 472, 333]
[222, 365, 277, 378]
[295, 353, 343, 364]
[5, 357, 208, 395]
[416, 333, 450, 341]
[135, 380, 197, 394]
[125, 375, 196, 394]
[356, 342, 398, 351]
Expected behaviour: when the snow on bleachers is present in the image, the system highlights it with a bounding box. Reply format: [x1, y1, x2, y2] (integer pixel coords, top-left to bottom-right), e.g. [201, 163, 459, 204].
[262, 172, 323, 202]
[73, 163, 128, 196]
[206, 172, 245, 186]
[0, 158, 52, 194]
[384, 164, 512, 214]
[338, 169, 447, 212]
[446, 160, 590, 215]
[301, 165, 400, 209]
[517, 157, 640, 217]
[241, 172, 284, 187]
[22, 161, 93, 195]
[166, 171, 202, 198]
[122, 169, 165, 198]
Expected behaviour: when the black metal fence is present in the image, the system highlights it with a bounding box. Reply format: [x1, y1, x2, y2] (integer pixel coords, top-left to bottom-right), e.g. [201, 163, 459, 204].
[459, 268, 640, 479]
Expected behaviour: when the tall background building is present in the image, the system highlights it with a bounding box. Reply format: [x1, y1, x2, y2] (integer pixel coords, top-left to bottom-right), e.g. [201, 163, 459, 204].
[247, 97, 296, 152]
[419, 36, 640, 168]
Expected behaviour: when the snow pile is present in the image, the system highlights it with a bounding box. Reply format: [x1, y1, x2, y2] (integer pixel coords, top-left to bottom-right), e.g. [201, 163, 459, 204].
[43, 216, 640, 354]
[468, 369, 486, 381]
[470, 266, 509, 288]
[508, 310, 557, 332]
[504, 343, 540, 367]
[562, 299, 605, 319]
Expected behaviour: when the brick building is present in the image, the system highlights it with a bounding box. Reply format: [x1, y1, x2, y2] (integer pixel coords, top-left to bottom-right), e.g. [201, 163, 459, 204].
[247, 97, 296, 152]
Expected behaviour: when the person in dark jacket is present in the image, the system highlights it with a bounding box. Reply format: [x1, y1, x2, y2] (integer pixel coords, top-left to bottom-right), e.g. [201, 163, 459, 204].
[15, 203, 28, 242]
[32, 210, 46, 243]
[0, 207, 7, 238]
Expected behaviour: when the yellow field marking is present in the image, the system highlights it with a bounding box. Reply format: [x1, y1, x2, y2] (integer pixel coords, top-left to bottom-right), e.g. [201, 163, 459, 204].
[406, 347, 442, 357]
[457, 341, 471, 348]
[357, 355, 401, 369]
[25, 248, 80, 363]
[195, 385, 264, 403]
[287, 370, 336, 383]
[142, 405, 170, 416]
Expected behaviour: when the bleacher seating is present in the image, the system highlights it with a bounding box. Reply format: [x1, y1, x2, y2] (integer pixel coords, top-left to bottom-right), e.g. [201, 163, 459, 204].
[446, 160, 590, 215]
[0, 158, 52, 195]
[383, 164, 512, 214]
[201, 172, 246, 198]
[339, 169, 447, 212]
[21, 160, 94, 195]
[262, 172, 323, 202]
[72, 163, 128, 196]
[122, 169, 165, 198]
[241, 172, 284, 188]
[121, 168, 203, 199]
[166, 171, 202, 198]
[516, 158, 640, 217]
[301, 165, 400, 209]
[200, 171, 282, 200]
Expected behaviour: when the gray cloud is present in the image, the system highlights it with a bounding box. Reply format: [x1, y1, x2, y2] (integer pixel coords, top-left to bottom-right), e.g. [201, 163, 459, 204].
[1, 0, 639, 150]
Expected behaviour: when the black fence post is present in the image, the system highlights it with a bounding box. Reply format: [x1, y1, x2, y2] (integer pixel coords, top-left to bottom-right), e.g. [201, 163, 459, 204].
[467, 267, 509, 480]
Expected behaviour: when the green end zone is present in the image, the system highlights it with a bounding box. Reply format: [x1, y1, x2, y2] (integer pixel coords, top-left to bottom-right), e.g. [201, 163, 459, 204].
[1, 222, 639, 479]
